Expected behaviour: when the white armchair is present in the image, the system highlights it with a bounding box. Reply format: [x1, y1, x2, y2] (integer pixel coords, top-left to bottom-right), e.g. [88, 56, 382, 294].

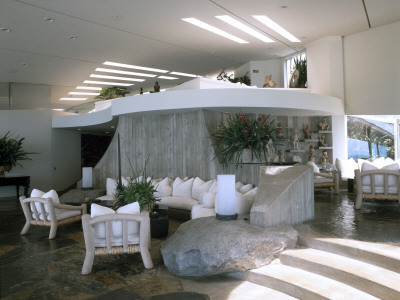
[19, 196, 86, 239]
[81, 208, 153, 275]
[308, 162, 339, 194]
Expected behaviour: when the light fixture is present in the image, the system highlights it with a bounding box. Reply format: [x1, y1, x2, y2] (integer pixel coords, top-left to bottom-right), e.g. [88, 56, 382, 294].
[252, 15, 300, 42]
[215, 15, 274, 43]
[68, 36, 77, 39]
[216, 175, 237, 220]
[59, 97, 88, 100]
[68, 92, 100, 96]
[83, 80, 133, 86]
[182, 17, 248, 44]
[52, 108, 65, 111]
[95, 68, 156, 77]
[169, 71, 197, 78]
[82, 167, 93, 190]
[22, 63, 29, 67]
[158, 76, 178, 80]
[44, 17, 54, 22]
[90, 74, 145, 82]
[0, 28, 11, 32]
[103, 61, 169, 73]
[76, 86, 102, 90]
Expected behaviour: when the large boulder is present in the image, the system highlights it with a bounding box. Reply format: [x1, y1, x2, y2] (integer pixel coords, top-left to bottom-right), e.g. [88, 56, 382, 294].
[161, 216, 297, 278]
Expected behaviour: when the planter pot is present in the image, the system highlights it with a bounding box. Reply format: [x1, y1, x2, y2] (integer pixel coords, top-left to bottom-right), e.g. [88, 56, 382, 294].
[0, 165, 12, 177]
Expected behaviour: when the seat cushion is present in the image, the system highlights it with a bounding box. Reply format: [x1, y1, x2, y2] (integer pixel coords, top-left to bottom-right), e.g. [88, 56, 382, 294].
[191, 204, 216, 219]
[158, 196, 199, 211]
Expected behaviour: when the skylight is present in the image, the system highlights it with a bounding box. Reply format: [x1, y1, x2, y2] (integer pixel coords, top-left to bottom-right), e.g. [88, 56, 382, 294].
[215, 15, 274, 43]
[103, 61, 169, 73]
[252, 15, 300, 43]
[182, 17, 248, 44]
[76, 86, 102, 90]
[83, 80, 134, 86]
[90, 74, 145, 82]
[158, 76, 178, 80]
[95, 68, 156, 78]
[68, 92, 100, 96]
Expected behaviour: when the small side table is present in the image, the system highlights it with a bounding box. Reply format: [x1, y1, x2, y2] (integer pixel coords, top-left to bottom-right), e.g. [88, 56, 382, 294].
[0, 176, 30, 198]
[150, 206, 169, 239]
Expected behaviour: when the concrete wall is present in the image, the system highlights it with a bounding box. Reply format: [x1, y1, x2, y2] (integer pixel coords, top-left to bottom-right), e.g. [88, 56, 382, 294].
[344, 21, 400, 115]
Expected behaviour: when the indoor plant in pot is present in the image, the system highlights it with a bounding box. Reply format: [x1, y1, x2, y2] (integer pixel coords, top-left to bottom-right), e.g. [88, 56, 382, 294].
[0, 131, 34, 177]
[113, 157, 159, 216]
[95, 86, 130, 100]
[211, 113, 280, 168]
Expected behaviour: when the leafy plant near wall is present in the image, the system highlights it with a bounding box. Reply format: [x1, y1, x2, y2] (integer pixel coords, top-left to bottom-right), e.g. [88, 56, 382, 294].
[113, 156, 159, 211]
[293, 57, 307, 88]
[211, 113, 280, 168]
[95, 87, 130, 100]
[0, 131, 34, 167]
[217, 69, 251, 86]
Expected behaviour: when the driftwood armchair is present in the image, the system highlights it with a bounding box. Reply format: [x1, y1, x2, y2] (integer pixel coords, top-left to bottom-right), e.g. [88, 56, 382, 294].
[81, 210, 153, 275]
[355, 169, 400, 209]
[19, 196, 86, 239]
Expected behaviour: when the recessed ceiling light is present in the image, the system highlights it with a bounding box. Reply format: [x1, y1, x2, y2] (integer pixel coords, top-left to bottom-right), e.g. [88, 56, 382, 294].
[252, 15, 300, 43]
[90, 74, 145, 82]
[103, 61, 169, 73]
[76, 86, 102, 90]
[59, 97, 88, 100]
[68, 92, 100, 96]
[169, 71, 198, 78]
[68, 36, 77, 40]
[0, 28, 11, 32]
[95, 68, 156, 78]
[182, 17, 248, 44]
[158, 76, 178, 80]
[215, 15, 274, 43]
[22, 63, 29, 67]
[52, 108, 65, 111]
[83, 80, 134, 86]
[44, 17, 55, 22]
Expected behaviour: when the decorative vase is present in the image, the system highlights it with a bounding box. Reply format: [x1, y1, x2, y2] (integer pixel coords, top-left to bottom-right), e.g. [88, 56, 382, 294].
[0, 165, 12, 177]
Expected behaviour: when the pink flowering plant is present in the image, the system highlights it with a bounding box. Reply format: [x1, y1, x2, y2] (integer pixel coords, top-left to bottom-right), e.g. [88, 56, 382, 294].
[211, 113, 280, 168]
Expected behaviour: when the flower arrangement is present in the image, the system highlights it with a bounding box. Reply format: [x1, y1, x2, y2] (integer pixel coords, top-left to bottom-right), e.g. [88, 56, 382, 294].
[211, 113, 280, 168]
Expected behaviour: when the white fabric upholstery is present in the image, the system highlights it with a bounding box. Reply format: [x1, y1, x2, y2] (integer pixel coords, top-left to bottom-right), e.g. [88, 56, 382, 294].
[235, 192, 252, 215]
[191, 204, 216, 219]
[308, 161, 320, 173]
[158, 196, 199, 211]
[106, 178, 118, 195]
[200, 192, 216, 208]
[335, 158, 358, 180]
[172, 177, 194, 198]
[244, 187, 258, 205]
[362, 162, 399, 186]
[235, 182, 244, 191]
[209, 181, 218, 193]
[239, 184, 253, 194]
[154, 177, 172, 197]
[192, 177, 214, 201]
[362, 186, 398, 194]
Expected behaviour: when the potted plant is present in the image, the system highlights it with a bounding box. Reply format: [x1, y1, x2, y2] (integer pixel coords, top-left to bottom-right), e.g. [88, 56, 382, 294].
[211, 113, 280, 168]
[0, 131, 34, 177]
[113, 157, 159, 214]
[290, 57, 307, 88]
[95, 86, 130, 100]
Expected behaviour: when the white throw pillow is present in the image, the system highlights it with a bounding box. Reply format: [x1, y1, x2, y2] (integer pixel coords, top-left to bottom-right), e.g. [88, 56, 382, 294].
[372, 157, 386, 168]
[235, 192, 252, 215]
[361, 162, 378, 186]
[357, 159, 367, 170]
[244, 187, 258, 206]
[209, 180, 218, 193]
[106, 178, 118, 195]
[192, 177, 213, 201]
[308, 161, 320, 173]
[200, 192, 216, 208]
[91, 203, 115, 217]
[155, 177, 172, 197]
[122, 177, 129, 187]
[239, 184, 253, 194]
[116, 202, 140, 214]
[31, 188, 45, 198]
[383, 163, 400, 187]
[335, 158, 358, 180]
[235, 182, 244, 192]
[42, 189, 60, 204]
[172, 177, 194, 198]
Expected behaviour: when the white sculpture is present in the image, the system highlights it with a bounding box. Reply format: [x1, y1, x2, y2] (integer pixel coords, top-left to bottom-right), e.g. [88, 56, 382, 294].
[291, 129, 299, 150]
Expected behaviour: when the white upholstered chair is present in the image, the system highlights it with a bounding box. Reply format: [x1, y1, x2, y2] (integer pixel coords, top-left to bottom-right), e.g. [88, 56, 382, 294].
[308, 162, 339, 194]
[19, 195, 86, 239]
[81, 203, 153, 275]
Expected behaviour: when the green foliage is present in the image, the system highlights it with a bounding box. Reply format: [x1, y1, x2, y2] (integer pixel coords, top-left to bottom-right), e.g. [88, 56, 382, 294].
[95, 87, 130, 100]
[113, 156, 159, 211]
[293, 57, 307, 88]
[217, 69, 251, 86]
[211, 113, 281, 168]
[0, 131, 34, 167]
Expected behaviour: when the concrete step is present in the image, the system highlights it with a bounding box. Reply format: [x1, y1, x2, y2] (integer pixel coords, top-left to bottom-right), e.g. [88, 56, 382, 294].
[298, 235, 400, 273]
[280, 248, 400, 299]
[241, 264, 379, 300]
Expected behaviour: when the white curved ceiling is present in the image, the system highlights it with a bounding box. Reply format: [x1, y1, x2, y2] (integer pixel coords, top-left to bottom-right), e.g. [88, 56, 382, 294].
[1, 0, 399, 110]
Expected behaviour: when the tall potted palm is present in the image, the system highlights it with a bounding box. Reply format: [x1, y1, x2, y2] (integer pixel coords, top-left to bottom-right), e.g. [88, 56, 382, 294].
[0, 131, 34, 177]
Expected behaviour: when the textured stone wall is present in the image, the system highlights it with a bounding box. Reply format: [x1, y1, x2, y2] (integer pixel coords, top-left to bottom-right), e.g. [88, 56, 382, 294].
[93, 109, 261, 189]
[250, 165, 314, 227]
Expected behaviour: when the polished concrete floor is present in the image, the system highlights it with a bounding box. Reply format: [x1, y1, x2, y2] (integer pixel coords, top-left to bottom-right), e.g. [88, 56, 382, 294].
[1, 190, 399, 299]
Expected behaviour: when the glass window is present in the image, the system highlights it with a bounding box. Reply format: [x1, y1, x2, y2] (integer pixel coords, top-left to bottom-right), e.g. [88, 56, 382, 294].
[284, 52, 306, 88]
[347, 116, 397, 160]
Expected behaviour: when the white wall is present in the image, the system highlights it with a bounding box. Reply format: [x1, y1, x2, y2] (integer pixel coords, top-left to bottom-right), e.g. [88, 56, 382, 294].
[306, 36, 344, 99]
[344, 21, 400, 115]
[234, 59, 284, 88]
[0, 83, 81, 197]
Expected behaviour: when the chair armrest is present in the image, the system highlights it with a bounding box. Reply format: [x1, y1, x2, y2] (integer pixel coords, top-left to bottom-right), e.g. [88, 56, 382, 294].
[53, 202, 87, 214]
[314, 172, 334, 179]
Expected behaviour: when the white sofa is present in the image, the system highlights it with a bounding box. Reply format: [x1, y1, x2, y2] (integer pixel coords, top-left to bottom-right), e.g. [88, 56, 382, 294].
[97, 176, 258, 220]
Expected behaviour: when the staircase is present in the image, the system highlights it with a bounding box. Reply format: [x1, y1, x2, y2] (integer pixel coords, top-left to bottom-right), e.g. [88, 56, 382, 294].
[228, 226, 400, 299]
